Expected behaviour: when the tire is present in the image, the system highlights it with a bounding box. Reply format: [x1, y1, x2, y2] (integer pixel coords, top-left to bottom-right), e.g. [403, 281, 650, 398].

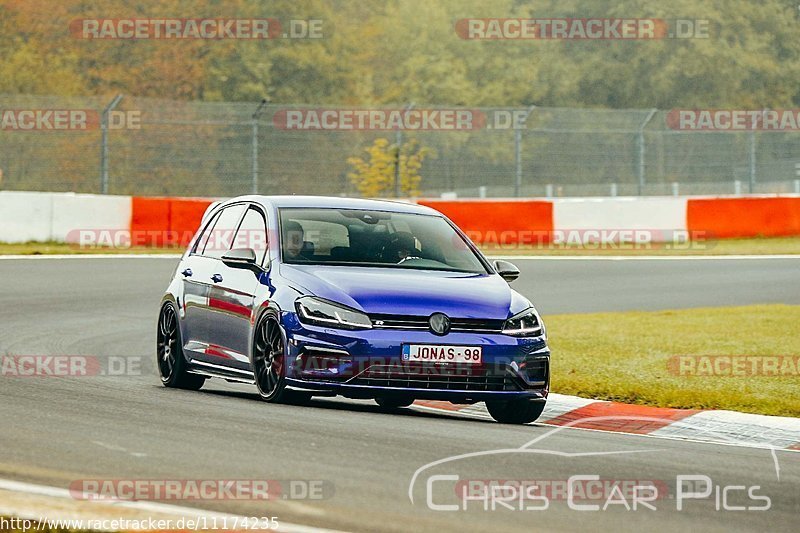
[486, 399, 546, 424]
[252, 314, 291, 403]
[157, 302, 206, 390]
[375, 397, 414, 410]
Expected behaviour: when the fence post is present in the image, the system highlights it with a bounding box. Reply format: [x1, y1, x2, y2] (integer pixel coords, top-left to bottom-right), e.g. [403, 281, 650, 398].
[795, 163, 800, 193]
[514, 106, 536, 198]
[251, 99, 268, 195]
[748, 131, 756, 193]
[100, 94, 123, 194]
[395, 102, 414, 198]
[251, 121, 259, 194]
[637, 108, 658, 196]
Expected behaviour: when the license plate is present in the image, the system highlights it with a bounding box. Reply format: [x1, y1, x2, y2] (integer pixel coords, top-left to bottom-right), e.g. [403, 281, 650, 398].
[402, 344, 483, 364]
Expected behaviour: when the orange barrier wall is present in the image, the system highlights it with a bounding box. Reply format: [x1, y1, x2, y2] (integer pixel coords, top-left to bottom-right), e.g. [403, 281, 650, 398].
[129, 196, 800, 248]
[131, 197, 213, 246]
[687, 197, 800, 239]
[419, 199, 554, 244]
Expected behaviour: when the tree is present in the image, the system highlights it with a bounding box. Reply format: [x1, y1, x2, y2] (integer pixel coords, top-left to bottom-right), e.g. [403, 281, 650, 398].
[347, 138, 433, 197]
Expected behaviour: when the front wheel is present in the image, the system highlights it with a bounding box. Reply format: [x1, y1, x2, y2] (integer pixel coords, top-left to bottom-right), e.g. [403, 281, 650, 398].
[486, 399, 545, 424]
[156, 302, 205, 390]
[252, 316, 311, 404]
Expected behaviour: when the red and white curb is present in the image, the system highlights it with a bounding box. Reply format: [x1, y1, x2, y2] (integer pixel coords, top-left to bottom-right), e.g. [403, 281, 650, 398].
[414, 394, 800, 451]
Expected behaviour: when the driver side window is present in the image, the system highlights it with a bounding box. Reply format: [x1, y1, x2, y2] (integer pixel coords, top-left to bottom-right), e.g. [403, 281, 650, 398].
[233, 207, 269, 265]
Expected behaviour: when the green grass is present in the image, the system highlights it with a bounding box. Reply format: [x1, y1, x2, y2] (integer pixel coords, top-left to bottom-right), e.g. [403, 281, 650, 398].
[1, 235, 799, 256]
[547, 304, 800, 417]
[0, 241, 180, 255]
[481, 235, 800, 256]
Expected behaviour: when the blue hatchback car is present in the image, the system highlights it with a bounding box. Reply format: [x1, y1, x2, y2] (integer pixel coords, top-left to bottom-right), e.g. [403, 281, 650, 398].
[158, 196, 550, 423]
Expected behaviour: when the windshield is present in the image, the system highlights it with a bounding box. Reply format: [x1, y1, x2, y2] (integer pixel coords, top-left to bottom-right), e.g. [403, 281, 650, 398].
[279, 208, 488, 273]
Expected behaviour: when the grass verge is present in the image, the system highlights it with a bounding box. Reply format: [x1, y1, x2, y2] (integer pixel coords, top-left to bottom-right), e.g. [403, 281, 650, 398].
[547, 304, 800, 417]
[482, 235, 800, 256]
[0, 242, 180, 255]
[1, 236, 799, 256]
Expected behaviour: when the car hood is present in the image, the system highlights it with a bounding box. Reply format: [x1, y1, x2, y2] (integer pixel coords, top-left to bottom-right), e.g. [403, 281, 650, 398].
[279, 264, 530, 319]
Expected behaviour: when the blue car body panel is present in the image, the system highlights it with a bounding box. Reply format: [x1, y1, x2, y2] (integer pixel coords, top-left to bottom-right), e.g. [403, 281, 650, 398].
[163, 195, 550, 404]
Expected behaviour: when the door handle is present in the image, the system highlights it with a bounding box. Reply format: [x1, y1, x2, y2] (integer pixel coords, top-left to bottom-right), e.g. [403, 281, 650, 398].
[181, 268, 193, 277]
[211, 274, 223, 283]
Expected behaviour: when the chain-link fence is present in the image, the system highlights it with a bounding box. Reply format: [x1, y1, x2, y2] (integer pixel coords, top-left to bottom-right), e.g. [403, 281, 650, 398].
[1, 95, 799, 198]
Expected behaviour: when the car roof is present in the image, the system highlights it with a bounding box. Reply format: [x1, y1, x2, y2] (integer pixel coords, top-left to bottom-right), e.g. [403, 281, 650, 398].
[226, 195, 440, 216]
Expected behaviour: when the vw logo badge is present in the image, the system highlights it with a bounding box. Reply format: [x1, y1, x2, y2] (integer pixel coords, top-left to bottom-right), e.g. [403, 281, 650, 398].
[429, 313, 451, 336]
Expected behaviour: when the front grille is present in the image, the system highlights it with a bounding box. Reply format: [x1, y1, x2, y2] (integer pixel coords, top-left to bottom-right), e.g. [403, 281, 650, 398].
[369, 314, 505, 333]
[349, 365, 521, 391]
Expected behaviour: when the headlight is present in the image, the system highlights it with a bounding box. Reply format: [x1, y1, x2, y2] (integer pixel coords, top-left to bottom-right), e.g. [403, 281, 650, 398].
[502, 307, 545, 337]
[295, 297, 372, 330]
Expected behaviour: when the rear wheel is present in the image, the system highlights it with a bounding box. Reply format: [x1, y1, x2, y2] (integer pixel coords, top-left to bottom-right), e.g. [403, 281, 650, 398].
[375, 397, 415, 410]
[486, 399, 545, 424]
[157, 302, 205, 390]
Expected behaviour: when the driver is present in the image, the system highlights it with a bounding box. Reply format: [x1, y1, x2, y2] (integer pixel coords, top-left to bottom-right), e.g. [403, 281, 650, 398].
[384, 232, 420, 263]
[283, 220, 306, 260]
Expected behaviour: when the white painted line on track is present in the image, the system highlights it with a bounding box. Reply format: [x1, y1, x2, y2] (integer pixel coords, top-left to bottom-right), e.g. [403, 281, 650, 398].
[1, 253, 798, 261]
[0, 254, 182, 260]
[0, 478, 343, 533]
[489, 254, 800, 260]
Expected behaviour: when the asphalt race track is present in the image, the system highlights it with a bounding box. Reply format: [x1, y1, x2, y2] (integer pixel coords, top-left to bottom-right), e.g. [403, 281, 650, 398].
[1, 256, 799, 532]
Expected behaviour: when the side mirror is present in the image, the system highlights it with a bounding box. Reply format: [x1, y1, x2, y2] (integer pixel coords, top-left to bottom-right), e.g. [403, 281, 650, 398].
[222, 248, 262, 273]
[493, 259, 520, 283]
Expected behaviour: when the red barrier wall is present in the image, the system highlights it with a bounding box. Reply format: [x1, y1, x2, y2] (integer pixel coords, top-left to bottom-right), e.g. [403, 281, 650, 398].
[129, 196, 800, 248]
[419, 199, 554, 244]
[687, 197, 800, 238]
[131, 197, 213, 246]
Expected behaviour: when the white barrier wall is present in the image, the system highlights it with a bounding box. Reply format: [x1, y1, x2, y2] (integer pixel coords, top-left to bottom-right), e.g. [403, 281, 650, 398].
[0, 191, 55, 242]
[4, 191, 794, 245]
[552, 197, 688, 234]
[50, 193, 132, 243]
[0, 191, 131, 243]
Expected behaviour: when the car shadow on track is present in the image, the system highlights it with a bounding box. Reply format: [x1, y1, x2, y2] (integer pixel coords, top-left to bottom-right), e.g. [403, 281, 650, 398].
[195, 384, 497, 424]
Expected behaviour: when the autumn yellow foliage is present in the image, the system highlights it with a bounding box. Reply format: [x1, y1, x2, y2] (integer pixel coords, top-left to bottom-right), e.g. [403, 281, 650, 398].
[347, 138, 432, 198]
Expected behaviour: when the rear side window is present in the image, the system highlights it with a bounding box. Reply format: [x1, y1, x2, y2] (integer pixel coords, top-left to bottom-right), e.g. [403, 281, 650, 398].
[202, 204, 247, 259]
[233, 207, 269, 265]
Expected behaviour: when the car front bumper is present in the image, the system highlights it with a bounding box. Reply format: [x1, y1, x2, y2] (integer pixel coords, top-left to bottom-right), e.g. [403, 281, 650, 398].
[282, 312, 550, 402]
